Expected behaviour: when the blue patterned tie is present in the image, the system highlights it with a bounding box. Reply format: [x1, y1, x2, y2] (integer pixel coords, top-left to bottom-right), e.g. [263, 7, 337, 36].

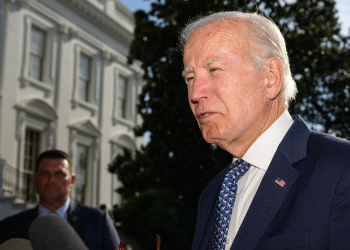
[206, 159, 251, 250]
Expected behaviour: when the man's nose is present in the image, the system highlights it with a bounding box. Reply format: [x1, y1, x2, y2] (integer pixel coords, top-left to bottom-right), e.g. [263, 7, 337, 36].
[189, 77, 209, 103]
[48, 174, 55, 182]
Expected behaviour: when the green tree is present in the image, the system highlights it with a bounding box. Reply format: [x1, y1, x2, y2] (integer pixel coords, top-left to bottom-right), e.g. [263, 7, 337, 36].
[121, 188, 192, 250]
[109, 0, 350, 247]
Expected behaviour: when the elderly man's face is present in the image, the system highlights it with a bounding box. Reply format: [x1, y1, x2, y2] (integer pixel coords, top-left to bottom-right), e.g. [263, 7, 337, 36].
[183, 20, 273, 155]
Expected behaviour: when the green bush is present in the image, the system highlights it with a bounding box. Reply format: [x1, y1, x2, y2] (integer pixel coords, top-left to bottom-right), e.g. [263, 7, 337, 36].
[121, 188, 192, 250]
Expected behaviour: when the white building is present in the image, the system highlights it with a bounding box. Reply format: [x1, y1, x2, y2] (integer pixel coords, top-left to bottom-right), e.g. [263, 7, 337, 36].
[0, 0, 144, 219]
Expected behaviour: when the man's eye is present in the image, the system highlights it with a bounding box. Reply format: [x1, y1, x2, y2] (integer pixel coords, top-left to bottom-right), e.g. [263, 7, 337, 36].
[186, 77, 194, 85]
[210, 68, 219, 73]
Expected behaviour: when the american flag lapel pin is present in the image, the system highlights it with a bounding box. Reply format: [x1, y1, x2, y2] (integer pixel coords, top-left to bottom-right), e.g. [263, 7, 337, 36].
[275, 177, 286, 187]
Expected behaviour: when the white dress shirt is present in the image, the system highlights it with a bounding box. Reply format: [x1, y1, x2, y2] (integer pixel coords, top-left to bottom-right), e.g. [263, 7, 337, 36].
[38, 198, 70, 220]
[224, 110, 294, 249]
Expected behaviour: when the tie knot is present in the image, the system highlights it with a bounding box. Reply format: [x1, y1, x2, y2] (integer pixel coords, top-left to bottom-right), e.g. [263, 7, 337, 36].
[232, 158, 249, 166]
[229, 159, 251, 179]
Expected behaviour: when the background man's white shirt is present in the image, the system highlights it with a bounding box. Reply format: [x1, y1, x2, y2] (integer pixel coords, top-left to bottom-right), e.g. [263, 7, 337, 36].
[38, 198, 70, 220]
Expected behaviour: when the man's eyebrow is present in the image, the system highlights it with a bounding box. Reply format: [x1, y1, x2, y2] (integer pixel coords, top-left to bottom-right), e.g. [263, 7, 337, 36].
[182, 57, 222, 78]
[182, 69, 192, 78]
[205, 57, 221, 66]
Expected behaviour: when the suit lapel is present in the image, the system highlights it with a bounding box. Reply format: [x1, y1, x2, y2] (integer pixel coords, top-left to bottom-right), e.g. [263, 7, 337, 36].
[231, 152, 299, 250]
[231, 115, 311, 250]
[193, 164, 231, 250]
[25, 206, 40, 237]
[67, 201, 81, 232]
[30, 206, 39, 219]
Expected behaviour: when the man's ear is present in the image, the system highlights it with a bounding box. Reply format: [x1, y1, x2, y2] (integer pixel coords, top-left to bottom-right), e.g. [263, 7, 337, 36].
[70, 173, 76, 188]
[265, 57, 283, 100]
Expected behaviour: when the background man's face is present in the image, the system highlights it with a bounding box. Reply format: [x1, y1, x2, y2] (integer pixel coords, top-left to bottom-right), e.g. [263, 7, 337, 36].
[33, 158, 75, 206]
[183, 20, 272, 153]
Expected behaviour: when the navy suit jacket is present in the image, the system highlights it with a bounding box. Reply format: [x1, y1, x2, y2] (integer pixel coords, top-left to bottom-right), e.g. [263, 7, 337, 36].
[192, 115, 350, 250]
[0, 201, 120, 250]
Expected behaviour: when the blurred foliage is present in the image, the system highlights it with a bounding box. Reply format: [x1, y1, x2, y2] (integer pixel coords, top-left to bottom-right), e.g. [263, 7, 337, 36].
[112, 204, 122, 223]
[120, 188, 192, 250]
[109, 0, 350, 248]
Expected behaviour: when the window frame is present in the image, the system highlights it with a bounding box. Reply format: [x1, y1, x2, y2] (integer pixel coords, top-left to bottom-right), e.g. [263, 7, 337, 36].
[22, 15, 56, 96]
[28, 26, 46, 82]
[117, 74, 128, 119]
[69, 120, 101, 207]
[22, 128, 42, 203]
[110, 134, 136, 206]
[16, 99, 58, 203]
[72, 43, 100, 115]
[74, 143, 90, 204]
[113, 66, 134, 127]
[78, 53, 92, 102]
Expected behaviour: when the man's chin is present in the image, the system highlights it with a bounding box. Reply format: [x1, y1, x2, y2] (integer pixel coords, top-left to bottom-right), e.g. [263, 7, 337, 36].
[43, 189, 58, 195]
[40, 191, 59, 199]
[202, 133, 230, 152]
[42, 194, 58, 199]
[40, 194, 65, 204]
[202, 133, 221, 145]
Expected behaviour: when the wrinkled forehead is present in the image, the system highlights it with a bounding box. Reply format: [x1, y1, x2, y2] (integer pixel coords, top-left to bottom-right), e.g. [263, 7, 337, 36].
[183, 19, 250, 64]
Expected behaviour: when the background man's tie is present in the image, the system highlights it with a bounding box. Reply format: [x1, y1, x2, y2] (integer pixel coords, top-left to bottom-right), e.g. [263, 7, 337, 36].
[206, 159, 251, 250]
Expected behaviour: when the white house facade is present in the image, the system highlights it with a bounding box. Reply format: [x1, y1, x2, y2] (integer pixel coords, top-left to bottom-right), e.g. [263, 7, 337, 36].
[0, 0, 144, 220]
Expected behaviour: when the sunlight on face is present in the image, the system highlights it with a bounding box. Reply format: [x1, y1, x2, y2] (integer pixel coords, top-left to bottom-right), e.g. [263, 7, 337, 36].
[183, 19, 271, 155]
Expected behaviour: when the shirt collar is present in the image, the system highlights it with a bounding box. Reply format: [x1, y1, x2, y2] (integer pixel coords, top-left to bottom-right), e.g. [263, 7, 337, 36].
[240, 110, 294, 170]
[38, 198, 70, 220]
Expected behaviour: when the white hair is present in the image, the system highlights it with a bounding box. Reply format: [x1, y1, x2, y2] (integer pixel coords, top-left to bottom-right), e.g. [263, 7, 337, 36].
[179, 11, 297, 108]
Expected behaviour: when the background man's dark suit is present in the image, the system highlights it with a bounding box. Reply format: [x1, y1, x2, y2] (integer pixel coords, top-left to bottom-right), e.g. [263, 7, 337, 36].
[0, 201, 120, 250]
[192, 115, 350, 250]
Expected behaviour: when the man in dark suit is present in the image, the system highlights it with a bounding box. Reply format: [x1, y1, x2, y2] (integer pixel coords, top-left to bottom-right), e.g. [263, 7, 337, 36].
[179, 11, 350, 250]
[0, 150, 120, 250]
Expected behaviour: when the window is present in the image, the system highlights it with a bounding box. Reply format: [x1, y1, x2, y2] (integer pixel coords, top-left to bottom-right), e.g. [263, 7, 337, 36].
[23, 128, 41, 202]
[74, 144, 89, 203]
[69, 120, 100, 206]
[72, 44, 100, 113]
[28, 27, 45, 81]
[78, 54, 91, 102]
[22, 17, 57, 95]
[117, 75, 128, 118]
[112, 68, 135, 127]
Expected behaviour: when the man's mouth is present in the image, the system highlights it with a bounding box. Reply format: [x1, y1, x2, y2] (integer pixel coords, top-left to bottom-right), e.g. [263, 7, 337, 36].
[201, 113, 212, 118]
[45, 185, 58, 190]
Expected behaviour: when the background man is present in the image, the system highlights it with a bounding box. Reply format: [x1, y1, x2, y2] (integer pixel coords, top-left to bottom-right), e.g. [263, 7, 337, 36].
[179, 11, 350, 250]
[0, 149, 120, 250]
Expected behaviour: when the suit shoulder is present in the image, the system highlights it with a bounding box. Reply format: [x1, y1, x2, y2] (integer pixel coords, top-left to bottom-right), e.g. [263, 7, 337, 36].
[307, 132, 350, 174]
[0, 208, 36, 225]
[73, 202, 106, 217]
[0, 208, 36, 240]
[309, 131, 350, 154]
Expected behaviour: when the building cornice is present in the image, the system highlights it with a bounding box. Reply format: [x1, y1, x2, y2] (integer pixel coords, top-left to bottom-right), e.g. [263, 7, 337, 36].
[59, 0, 134, 44]
[6, 0, 143, 73]
[12, 0, 135, 44]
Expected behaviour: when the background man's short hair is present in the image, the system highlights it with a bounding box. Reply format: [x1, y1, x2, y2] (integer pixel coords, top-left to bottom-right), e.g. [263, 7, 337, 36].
[35, 149, 73, 173]
[179, 11, 297, 108]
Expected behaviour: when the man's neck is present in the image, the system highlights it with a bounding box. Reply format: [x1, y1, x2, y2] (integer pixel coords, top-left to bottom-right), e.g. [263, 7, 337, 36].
[226, 105, 286, 158]
[38, 198, 71, 219]
[39, 199, 67, 212]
